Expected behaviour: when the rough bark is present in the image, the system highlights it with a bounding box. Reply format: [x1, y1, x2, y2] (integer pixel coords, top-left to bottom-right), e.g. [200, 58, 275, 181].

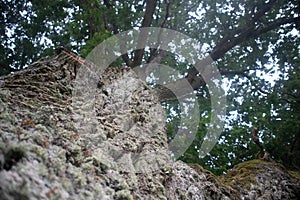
[0, 51, 299, 199]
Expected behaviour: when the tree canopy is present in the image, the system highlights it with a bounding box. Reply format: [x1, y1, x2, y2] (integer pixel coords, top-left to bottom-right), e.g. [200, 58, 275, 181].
[1, 0, 299, 174]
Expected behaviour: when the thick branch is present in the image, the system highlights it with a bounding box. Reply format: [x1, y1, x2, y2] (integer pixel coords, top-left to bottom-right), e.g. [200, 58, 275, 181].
[103, 0, 132, 66]
[209, 0, 280, 60]
[132, 0, 157, 67]
[155, 63, 253, 102]
[147, 1, 171, 64]
[102, 0, 120, 34]
[156, 11, 299, 102]
[79, 0, 102, 38]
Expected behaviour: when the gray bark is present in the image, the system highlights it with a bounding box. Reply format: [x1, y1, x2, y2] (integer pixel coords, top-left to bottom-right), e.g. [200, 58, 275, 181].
[0, 51, 299, 199]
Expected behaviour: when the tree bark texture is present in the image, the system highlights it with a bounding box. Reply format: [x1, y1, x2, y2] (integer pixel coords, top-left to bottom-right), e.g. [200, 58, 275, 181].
[0, 51, 299, 199]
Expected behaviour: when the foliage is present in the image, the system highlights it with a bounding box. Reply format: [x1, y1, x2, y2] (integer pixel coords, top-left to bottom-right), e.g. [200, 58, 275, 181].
[1, 0, 299, 174]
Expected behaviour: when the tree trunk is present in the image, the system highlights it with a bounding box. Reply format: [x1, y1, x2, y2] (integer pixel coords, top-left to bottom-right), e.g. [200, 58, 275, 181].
[0, 51, 299, 199]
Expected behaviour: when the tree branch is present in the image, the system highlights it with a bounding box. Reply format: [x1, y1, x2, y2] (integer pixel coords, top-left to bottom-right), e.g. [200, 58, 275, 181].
[252, 16, 300, 37]
[103, 0, 121, 34]
[103, 0, 132, 66]
[155, 61, 257, 102]
[147, 0, 171, 64]
[252, 0, 278, 22]
[220, 69, 251, 80]
[154, 3, 300, 102]
[278, 98, 293, 104]
[0, 63, 17, 73]
[132, 0, 157, 67]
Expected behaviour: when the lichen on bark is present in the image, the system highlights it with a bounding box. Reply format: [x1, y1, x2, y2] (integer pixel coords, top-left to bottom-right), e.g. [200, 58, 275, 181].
[0, 51, 299, 199]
